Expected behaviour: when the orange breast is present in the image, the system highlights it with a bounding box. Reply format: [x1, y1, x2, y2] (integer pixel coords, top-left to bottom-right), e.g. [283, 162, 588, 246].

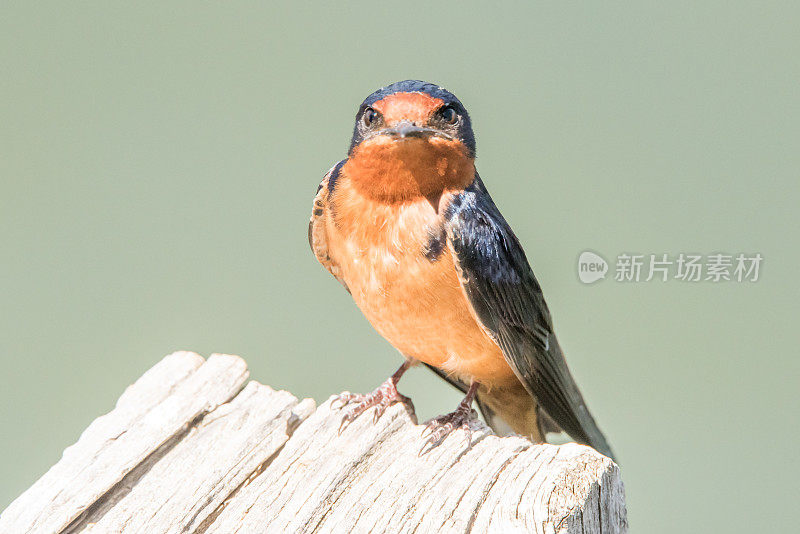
[326, 178, 516, 387]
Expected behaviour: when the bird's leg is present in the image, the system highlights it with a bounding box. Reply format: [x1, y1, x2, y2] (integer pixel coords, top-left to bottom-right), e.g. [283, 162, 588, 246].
[335, 360, 415, 430]
[421, 381, 480, 452]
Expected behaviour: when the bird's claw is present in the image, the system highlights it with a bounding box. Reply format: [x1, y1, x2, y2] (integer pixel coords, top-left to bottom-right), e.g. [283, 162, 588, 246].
[334, 379, 414, 433]
[419, 404, 478, 455]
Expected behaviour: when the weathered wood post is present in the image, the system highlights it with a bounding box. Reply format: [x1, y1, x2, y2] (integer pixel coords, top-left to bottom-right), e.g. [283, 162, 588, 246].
[0, 352, 627, 533]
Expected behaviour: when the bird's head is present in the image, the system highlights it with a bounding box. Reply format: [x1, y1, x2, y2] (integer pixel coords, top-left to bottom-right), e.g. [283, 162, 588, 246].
[349, 80, 475, 157]
[345, 80, 476, 203]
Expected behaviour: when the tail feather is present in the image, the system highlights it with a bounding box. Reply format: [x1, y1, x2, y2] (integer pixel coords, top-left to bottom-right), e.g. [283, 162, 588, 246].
[424, 362, 615, 461]
[542, 340, 616, 461]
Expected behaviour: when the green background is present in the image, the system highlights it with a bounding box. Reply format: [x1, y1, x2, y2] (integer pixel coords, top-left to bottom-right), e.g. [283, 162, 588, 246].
[2, 2, 798, 531]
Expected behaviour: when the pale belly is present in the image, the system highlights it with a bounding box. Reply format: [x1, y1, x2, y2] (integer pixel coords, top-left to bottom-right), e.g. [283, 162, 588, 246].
[327, 200, 516, 386]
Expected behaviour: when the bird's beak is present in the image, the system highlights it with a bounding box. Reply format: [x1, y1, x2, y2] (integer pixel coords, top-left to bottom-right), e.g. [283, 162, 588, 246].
[379, 120, 449, 140]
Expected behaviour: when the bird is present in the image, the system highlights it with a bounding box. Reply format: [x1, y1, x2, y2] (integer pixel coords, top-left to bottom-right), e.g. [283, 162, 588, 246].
[308, 80, 614, 459]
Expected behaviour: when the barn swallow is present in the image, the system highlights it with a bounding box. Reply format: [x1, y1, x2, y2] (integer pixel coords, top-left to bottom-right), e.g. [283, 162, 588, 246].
[309, 80, 614, 459]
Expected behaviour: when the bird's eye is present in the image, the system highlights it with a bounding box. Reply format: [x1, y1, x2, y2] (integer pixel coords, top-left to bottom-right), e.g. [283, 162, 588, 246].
[362, 107, 378, 128]
[440, 106, 458, 124]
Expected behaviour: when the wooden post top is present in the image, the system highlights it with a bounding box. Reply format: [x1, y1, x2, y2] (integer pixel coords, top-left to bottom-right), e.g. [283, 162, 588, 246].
[0, 351, 627, 534]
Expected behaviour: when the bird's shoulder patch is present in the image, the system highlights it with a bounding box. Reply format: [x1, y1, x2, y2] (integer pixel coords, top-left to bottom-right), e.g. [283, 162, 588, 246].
[322, 159, 345, 198]
[423, 223, 446, 262]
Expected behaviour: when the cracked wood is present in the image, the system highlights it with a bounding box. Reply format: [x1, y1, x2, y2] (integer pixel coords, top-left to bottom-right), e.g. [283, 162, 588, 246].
[0, 352, 627, 534]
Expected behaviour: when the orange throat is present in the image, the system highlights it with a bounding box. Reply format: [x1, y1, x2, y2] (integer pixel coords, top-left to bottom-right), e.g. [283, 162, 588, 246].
[344, 136, 475, 203]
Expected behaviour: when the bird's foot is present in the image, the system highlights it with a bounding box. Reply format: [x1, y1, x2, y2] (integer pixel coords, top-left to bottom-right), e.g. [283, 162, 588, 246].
[334, 378, 414, 432]
[420, 399, 479, 454]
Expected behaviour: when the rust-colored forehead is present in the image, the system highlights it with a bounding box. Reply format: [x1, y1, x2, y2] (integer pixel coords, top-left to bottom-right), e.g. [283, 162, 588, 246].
[371, 92, 444, 124]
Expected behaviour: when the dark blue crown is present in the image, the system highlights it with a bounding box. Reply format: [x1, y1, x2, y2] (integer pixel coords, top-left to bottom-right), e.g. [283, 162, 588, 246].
[361, 80, 464, 109]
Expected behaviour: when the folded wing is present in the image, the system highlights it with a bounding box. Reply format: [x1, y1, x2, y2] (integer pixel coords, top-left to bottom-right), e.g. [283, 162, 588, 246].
[444, 176, 614, 460]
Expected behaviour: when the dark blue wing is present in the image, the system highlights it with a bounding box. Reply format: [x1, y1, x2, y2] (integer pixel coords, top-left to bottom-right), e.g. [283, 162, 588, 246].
[445, 175, 614, 459]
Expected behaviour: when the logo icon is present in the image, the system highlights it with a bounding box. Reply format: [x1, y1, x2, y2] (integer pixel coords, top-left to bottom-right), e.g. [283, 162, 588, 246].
[578, 251, 608, 284]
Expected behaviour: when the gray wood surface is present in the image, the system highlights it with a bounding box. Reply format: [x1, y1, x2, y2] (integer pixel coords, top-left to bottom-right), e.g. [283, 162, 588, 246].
[0, 352, 627, 534]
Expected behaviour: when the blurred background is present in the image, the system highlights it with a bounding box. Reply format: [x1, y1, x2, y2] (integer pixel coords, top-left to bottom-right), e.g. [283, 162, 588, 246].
[2, 2, 798, 531]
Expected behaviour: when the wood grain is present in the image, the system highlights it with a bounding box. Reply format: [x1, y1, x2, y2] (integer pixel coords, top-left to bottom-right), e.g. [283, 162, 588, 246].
[0, 352, 627, 534]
